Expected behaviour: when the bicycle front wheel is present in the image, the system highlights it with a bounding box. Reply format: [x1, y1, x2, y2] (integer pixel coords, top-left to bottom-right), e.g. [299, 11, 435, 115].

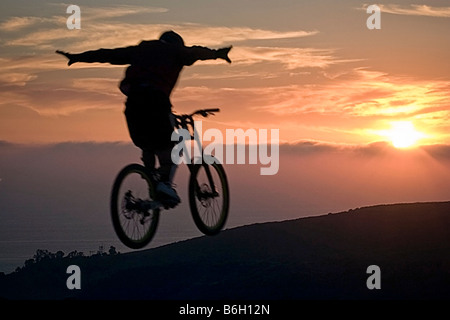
[110, 163, 160, 249]
[189, 161, 229, 235]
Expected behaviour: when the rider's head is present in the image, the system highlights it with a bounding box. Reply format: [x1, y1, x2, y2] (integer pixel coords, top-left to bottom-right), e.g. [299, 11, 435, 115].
[159, 30, 185, 47]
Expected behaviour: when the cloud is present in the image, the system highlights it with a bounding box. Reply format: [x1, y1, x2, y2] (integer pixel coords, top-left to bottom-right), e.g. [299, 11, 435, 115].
[421, 144, 450, 160]
[0, 53, 126, 115]
[180, 68, 450, 120]
[0, 17, 55, 32]
[181, 46, 353, 84]
[9, 86, 123, 116]
[0, 3, 323, 118]
[1, 3, 448, 146]
[281, 139, 396, 154]
[0, 3, 325, 118]
[280, 139, 354, 154]
[0, 72, 37, 86]
[0, 5, 169, 32]
[82, 5, 169, 19]
[229, 46, 351, 69]
[250, 68, 450, 118]
[280, 139, 450, 161]
[280, 140, 450, 168]
[0, 2, 317, 50]
[0, 73, 123, 116]
[70, 78, 122, 96]
[183, 25, 318, 45]
[3, 21, 318, 50]
[0, 55, 64, 87]
[171, 67, 450, 146]
[378, 4, 450, 18]
[2, 138, 449, 161]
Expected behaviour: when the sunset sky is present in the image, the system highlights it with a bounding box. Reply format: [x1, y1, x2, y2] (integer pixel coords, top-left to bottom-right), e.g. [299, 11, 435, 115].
[0, 0, 449, 146]
[1, 0, 450, 274]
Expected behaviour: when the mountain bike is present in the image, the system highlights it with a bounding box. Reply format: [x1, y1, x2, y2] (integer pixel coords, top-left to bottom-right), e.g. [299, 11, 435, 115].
[110, 108, 229, 249]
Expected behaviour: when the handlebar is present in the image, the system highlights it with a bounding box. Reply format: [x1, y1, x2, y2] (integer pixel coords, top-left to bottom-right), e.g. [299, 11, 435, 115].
[172, 108, 220, 130]
[191, 108, 220, 117]
[173, 108, 220, 120]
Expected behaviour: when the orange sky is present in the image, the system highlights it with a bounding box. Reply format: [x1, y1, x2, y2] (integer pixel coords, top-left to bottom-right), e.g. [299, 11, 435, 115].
[0, 0, 449, 147]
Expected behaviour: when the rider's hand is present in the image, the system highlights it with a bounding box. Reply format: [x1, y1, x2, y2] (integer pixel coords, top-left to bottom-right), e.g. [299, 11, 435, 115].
[216, 46, 232, 63]
[55, 50, 78, 66]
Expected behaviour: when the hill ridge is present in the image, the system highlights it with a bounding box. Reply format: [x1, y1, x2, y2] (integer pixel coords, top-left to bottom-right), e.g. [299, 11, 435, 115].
[1, 201, 449, 300]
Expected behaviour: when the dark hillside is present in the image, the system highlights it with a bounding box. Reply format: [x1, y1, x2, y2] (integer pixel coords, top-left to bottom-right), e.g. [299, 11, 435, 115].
[1, 201, 449, 300]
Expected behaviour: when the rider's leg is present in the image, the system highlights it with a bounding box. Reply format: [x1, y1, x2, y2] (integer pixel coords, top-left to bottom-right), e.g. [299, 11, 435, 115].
[156, 148, 177, 183]
[141, 149, 156, 171]
[125, 89, 179, 207]
[155, 146, 180, 207]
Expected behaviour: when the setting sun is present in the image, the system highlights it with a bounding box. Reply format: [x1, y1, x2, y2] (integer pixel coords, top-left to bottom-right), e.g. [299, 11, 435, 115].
[383, 121, 425, 148]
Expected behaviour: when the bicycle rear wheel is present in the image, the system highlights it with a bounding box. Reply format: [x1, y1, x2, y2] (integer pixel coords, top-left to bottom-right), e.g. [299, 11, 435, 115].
[189, 160, 229, 235]
[110, 163, 160, 249]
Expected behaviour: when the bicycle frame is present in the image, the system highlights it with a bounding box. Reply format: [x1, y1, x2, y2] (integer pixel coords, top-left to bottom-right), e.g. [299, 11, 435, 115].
[172, 108, 221, 195]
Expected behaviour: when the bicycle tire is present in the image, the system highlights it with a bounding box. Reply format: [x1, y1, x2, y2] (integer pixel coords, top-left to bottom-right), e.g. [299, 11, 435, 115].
[188, 160, 229, 235]
[110, 163, 160, 249]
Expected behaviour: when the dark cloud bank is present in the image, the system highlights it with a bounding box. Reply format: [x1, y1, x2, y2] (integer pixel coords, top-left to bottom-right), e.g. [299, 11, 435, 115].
[0, 140, 449, 275]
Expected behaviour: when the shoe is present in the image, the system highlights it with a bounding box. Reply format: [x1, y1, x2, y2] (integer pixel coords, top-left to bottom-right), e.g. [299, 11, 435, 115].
[156, 181, 181, 208]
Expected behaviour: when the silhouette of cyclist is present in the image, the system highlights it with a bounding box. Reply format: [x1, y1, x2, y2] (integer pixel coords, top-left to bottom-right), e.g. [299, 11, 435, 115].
[57, 30, 232, 208]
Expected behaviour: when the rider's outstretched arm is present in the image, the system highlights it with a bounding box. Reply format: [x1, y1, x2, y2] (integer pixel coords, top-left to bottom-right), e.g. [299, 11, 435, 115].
[56, 46, 136, 66]
[182, 45, 232, 66]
